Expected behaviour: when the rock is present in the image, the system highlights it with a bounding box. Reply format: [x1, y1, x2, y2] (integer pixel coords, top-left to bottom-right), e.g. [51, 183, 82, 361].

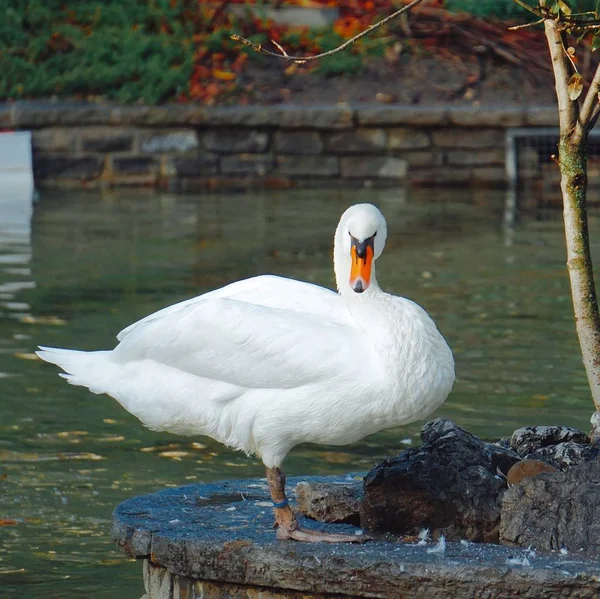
[527, 441, 600, 470]
[360, 418, 520, 542]
[295, 480, 361, 525]
[509, 426, 590, 457]
[591, 411, 600, 445]
[506, 459, 558, 486]
[500, 459, 600, 553]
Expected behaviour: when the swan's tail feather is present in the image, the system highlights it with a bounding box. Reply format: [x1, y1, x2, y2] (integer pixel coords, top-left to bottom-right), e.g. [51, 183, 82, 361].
[36, 345, 113, 394]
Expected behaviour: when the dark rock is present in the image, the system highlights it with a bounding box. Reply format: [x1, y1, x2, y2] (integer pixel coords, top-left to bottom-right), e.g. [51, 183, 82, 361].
[500, 459, 600, 553]
[509, 426, 590, 457]
[591, 411, 600, 445]
[295, 480, 361, 525]
[360, 418, 520, 542]
[527, 441, 600, 470]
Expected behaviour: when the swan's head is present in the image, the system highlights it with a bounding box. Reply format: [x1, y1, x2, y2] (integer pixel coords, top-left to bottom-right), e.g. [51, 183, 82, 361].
[334, 203, 387, 294]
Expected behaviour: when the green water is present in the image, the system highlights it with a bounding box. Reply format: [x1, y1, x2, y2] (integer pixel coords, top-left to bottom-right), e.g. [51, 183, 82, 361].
[0, 187, 596, 598]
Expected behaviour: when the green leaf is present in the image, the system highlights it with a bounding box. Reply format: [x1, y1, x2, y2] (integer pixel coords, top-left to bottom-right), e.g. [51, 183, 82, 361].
[568, 73, 584, 101]
[592, 33, 600, 51]
[558, 0, 572, 15]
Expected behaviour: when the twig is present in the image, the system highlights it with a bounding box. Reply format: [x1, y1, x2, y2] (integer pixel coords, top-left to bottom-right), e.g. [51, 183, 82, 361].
[230, 0, 426, 63]
[512, 0, 543, 17]
[576, 62, 600, 141]
[508, 18, 545, 31]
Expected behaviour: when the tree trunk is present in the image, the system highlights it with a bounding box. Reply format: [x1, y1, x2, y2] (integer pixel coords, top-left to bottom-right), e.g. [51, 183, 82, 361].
[558, 135, 600, 413]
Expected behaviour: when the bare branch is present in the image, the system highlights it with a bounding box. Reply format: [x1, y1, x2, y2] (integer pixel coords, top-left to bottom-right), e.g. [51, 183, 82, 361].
[508, 17, 545, 30]
[576, 62, 600, 141]
[231, 0, 426, 63]
[512, 0, 544, 17]
[543, 16, 579, 135]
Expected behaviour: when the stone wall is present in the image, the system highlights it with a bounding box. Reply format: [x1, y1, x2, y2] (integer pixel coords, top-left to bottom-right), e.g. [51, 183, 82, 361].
[1, 102, 558, 191]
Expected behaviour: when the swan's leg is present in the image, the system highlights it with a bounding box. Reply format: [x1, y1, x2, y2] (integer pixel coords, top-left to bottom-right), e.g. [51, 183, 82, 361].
[265, 467, 367, 543]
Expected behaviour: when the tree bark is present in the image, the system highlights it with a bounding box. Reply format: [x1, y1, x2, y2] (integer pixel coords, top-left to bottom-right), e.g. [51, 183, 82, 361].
[558, 136, 600, 412]
[542, 11, 600, 414]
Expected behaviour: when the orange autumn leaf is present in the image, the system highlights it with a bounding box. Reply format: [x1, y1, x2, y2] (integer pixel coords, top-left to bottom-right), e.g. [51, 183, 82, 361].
[0, 519, 18, 526]
[212, 69, 236, 81]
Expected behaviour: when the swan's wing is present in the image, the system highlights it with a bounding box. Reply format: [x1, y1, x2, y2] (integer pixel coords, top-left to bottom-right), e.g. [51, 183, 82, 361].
[113, 296, 363, 390]
[117, 275, 344, 342]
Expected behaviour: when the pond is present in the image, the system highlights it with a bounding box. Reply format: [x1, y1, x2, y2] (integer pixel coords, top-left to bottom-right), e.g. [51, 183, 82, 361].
[0, 186, 597, 598]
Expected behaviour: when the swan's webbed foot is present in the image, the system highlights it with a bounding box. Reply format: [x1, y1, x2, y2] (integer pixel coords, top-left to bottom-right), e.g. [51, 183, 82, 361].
[266, 466, 369, 544]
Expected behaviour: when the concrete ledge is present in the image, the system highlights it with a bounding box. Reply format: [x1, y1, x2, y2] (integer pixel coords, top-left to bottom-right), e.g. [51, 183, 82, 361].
[112, 475, 600, 599]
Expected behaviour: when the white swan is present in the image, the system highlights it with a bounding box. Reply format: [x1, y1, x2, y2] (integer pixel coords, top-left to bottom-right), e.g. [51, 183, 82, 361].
[37, 203, 454, 542]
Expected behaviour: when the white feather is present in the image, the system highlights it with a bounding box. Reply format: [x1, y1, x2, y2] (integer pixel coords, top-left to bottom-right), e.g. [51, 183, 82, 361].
[37, 203, 455, 468]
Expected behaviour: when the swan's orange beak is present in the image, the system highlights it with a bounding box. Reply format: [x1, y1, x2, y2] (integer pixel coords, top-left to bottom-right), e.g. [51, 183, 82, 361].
[350, 235, 375, 293]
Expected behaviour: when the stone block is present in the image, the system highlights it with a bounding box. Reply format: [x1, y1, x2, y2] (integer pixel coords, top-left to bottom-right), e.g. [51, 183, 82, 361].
[202, 129, 269, 153]
[326, 129, 386, 153]
[388, 128, 430, 150]
[409, 166, 471, 184]
[449, 106, 526, 127]
[272, 131, 323, 155]
[357, 105, 448, 126]
[526, 106, 559, 126]
[220, 153, 273, 175]
[13, 101, 112, 127]
[33, 154, 103, 181]
[140, 130, 199, 154]
[112, 156, 157, 175]
[403, 151, 443, 167]
[0, 104, 13, 127]
[296, 480, 361, 524]
[340, 156, 407, 179]
[432, 128, 504, 149]
[168, 154, 218, 177]
[447, 149, 504, 166]
[274, 104, 354, 129]
[276, 155, 338, 176]
[471, 167, 507, 185]
[31, 128, 75, 152]
[80, 128, 134, 153]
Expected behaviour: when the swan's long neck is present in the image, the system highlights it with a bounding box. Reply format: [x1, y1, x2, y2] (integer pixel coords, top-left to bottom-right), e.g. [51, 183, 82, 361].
[333, 226, 381, 299]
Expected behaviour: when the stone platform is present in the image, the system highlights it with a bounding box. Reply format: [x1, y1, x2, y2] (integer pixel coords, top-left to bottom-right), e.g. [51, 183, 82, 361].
[111, 474, 600, 599]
